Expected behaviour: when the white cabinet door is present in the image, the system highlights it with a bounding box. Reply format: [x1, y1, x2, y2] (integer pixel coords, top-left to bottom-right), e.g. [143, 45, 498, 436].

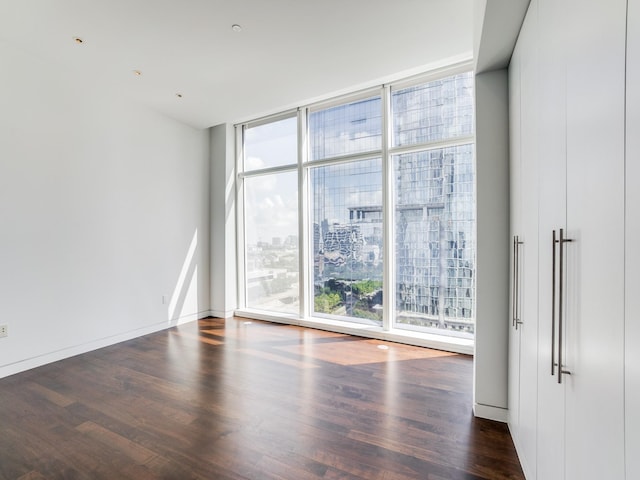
[627, 0, 640, 478]
[508, 33, 523, 440]
[517, 1, 540, 476]
[536, 0, 568, 478]
[564, 0, 626, 479]
[512, 1, 628, 479]
[508, 4, 540, 477]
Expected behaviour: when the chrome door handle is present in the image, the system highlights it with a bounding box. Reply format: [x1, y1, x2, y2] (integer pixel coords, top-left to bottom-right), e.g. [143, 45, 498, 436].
[515, 236, 523, 330]
[552, 230, 557, 376]
[513, 236, 517, 328]
[557, 228, 573, 384]
[512, 236, 524, 330]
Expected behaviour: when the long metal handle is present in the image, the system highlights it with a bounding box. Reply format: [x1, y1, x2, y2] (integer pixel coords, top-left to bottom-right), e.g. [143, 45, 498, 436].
[558, 228, 573, 384]
[551, 230, 557, 376]
[514, 236, 523, 330]
[512, 236, 517, 328]
[512, 236, 524, 330]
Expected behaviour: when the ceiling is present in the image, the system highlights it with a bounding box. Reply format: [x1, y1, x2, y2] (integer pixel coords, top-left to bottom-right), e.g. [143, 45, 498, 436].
[474, 0, 530, 73]
[0, 0, 474, 130]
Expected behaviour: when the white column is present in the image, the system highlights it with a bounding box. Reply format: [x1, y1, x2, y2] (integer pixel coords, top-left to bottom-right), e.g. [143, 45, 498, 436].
[473, 69, 510, 421]
[209, 123, 237, 317]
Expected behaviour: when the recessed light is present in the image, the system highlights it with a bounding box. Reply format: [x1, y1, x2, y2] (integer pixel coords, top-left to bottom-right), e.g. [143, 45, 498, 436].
[231, 24, 242, 32]
[73, 37, 84, 44]
[377, 345, 389, 350]
[133, 70, 142, 76]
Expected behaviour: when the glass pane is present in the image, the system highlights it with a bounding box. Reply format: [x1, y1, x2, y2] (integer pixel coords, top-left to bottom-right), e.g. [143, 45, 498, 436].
[244, 171, 299, 314]
[391, 72, 474, 147]
[309, 96, 382, 161]
[394, 145, 475, 336]
[311, 159, 383, 325]
[244, 116, 297, 171]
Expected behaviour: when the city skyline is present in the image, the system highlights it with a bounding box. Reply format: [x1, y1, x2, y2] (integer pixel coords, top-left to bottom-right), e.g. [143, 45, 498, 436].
[241, 71, 475, 336]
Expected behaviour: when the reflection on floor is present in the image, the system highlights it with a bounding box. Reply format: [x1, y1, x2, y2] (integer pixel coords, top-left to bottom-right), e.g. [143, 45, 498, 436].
[0, 317, 524, 480]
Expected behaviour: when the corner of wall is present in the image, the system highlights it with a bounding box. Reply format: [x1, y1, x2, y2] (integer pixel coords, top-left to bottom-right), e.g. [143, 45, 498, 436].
[209, 123, 238, 316]
[473, 68, 510, 417]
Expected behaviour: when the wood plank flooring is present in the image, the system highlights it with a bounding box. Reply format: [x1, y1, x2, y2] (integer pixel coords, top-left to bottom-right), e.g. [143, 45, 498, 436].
[0, 318, 524, 479]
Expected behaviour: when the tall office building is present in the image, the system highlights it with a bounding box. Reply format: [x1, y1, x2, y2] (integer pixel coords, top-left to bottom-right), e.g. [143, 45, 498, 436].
[243, 71, 474, 335]
[311, 72, 475, 333]
[394, 145, 475, 333]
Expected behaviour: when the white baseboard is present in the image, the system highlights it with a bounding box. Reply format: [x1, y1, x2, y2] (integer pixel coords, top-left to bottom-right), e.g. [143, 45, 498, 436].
[473, 402, 508, 422]
[0, 312, 208, 380]
[208, 308, 235, 319]
[173, 310, 211, 325]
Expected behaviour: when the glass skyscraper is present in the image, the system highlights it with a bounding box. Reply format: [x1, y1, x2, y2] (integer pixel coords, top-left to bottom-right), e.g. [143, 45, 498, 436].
[241, 70, 475, 337]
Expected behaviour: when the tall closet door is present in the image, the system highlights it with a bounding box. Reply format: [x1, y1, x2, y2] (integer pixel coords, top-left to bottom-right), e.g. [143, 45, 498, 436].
[626, 0, 640, 477]
[516, 0, 539, 475]
[536, 0, 567, 478]
[508, 34, 523, 440]
[508, 6, 540, 476]
[564, 0, 626, 478]
[508, 15, 540, 477]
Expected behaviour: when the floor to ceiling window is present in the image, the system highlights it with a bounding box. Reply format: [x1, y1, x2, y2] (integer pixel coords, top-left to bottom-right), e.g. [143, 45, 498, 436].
[241, 115, 299, 315]
[390, 74, 475, 335]
[309, 95, 383, 326]
[237, 64, 475, 342]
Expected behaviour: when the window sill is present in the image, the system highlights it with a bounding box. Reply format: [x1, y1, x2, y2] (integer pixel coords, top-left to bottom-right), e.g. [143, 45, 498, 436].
[233, 309, 474, 355]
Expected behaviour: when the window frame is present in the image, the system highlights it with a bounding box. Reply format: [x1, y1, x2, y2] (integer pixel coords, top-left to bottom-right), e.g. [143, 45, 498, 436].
[235, 60, 476, 348]
[236, 111, 300, 314]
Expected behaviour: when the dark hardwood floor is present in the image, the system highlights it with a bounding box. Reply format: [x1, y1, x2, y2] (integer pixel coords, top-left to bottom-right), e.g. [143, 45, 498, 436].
[0, 318, 524, 479]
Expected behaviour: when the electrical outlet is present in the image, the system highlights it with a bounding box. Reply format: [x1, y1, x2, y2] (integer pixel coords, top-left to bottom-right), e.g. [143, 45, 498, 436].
[162, 295, 168, 305]
[0, 325, 7, 338]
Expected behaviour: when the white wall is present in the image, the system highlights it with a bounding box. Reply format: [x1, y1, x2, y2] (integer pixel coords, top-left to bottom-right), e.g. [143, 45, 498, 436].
[473, 69, 510, 421]
[0, 40, 210, 378]
[627, 0, 640, 476]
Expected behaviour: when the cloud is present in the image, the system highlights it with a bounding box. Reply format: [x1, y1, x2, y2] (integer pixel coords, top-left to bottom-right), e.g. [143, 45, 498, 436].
[245, 156, 265, 170]
[244, 173, 299, 243]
